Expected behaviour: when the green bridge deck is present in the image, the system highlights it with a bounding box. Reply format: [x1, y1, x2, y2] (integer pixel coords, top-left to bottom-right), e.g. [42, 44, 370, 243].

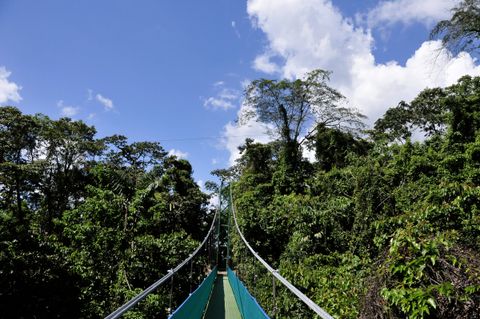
[203, 272, 242, 319]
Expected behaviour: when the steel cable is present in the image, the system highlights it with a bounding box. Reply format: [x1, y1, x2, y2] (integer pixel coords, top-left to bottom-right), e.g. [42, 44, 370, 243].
[229, 186, 334, 319]
[104, 209, 218, 319]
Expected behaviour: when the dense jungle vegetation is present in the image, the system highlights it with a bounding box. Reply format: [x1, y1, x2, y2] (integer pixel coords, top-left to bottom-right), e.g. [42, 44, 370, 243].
[0, 107, 211, 318]
[225, 3, 480, 317]
[227, 73, 480, 319]
[2, 73, 479, 318]
[1, 1, 480, 318]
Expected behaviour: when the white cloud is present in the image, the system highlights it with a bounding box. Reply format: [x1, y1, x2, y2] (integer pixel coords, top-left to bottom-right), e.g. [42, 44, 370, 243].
[217, 0, 480, 165]
[96, 93, 114, 110]
[221, 102, 273, 165]
[302, 144, 316, 162]
[196, 179, 205, 191]
[231, 20, 241, 38]
[204, 96, 235, 110]
[253, 53, 280, 74]
[57, 100, 80, 117]
[87, 89, 93, 101]
[61, 106, 80, 117]
[0, 67, 21, 103]
[209, 193, 220, 208]
[168, 149, 189, 159]
[366, 0, 459, 28]
[204, 84, 240, 111]
[248, 0, 373, 82]
[344, 41, 480, 121]
[241, 79, 251, 89]
[246, 0, 480, 125]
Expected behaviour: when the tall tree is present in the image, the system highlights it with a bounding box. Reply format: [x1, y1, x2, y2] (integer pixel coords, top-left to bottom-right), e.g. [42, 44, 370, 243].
[373, 88, 448, 142]
[0, 107, 39, 222]
[242, 69, 365, 192]
[38, 117, 102, 234]
[431, 0, 480, 54]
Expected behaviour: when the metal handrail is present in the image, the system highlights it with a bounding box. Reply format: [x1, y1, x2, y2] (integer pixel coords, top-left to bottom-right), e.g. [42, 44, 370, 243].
[105, 210, 218, 319]
[230, 186, 334, 319]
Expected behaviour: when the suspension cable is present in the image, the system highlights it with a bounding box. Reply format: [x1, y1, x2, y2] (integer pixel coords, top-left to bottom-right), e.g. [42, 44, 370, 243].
[104, 210, 218, 319]
[229, 185, 334, 319]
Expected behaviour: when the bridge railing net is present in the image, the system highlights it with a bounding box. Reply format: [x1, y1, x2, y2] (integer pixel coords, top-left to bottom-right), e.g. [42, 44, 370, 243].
[227, 266, 270, 319]
[169, 266, 217, 319]
[104, 210, 218, 319]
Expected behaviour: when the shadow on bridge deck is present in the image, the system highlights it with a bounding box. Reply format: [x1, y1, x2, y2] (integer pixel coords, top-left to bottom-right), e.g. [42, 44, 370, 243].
[203, 272, 242, 319]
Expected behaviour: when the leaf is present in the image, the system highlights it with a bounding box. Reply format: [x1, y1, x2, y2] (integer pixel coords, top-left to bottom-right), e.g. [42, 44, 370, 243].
[427, 297, 437, 309]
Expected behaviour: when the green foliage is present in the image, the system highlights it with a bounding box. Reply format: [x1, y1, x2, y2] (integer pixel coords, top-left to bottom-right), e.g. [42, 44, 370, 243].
[3, 74, 480, 318]
[229, 76, 480, 319]
[280, 253, 369, 319]
[241, 69, 365, 194]
[0, 107, 208, 318]
[314, 124, 371, 170]
[431, 0, 480, 54]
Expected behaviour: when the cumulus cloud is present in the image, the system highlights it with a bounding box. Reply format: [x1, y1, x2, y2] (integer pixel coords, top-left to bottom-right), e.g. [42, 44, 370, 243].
[253, 53, 280, 74]
[221, 102, 273, 165]
[168, 149, 189, 159]
[0, 67, 21, 103]
[96, 93, 114, 110]
[57, 100, 80, 117]
[204, 83, 240, 111]
[366, 0, 459, 28]
[246, 0, 480, 124]
[344, 41, 480, 120]
[215, 0, 480, 164]
[248, 0, 373, 82]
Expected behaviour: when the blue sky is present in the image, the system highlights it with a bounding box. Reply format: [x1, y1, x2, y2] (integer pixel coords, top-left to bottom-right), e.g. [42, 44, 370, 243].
[1, 0, 479, 188]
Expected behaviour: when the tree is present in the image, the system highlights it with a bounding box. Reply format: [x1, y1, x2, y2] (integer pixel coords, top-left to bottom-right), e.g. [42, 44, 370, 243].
[444, 75, 480, 145]
[242, 69, 365, 192]
[373, 88, 448, 142]
[431, 0, 480, 54]
[314, 125, 370, 171]
[236, 138, 275, 176]
[0, 107, 40, 221]
[0, 107, 211, 318]
[38, 116, 103, 234]
[373, 101, 412, 141]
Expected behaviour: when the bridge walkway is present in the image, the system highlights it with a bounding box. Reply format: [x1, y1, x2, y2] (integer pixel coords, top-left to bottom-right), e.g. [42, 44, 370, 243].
[203, 271, 242, 319]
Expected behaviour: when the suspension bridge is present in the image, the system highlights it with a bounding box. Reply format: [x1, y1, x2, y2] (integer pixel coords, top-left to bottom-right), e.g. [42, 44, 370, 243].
[105, 185, 334, 319]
